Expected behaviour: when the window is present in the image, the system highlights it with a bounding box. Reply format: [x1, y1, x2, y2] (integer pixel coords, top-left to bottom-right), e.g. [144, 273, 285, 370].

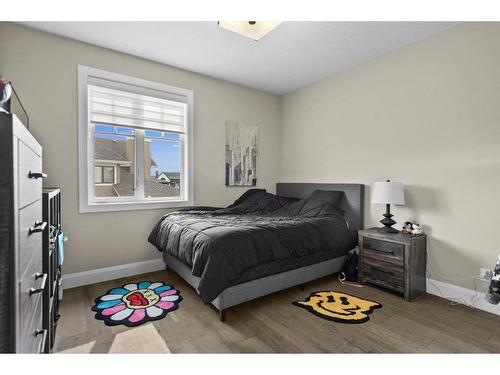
[78, 66, 193, 213]
[94, 166, 115, 184]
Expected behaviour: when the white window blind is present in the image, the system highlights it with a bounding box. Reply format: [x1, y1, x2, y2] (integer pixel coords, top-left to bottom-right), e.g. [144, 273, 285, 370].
[88, 80, 187, 133]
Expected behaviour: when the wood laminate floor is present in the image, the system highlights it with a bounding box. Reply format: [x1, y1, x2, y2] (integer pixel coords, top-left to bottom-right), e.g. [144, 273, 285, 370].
[54, 270, 500, 353]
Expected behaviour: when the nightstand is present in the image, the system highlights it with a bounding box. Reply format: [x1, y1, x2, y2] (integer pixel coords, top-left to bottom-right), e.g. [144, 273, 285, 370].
[358, 228, 427, 301]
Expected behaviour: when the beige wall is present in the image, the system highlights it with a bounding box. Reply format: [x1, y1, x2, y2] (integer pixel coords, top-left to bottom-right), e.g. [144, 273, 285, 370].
[0, 23, 281, 274]
[1, 22, 498, 291]
[280, 22, 500, 290]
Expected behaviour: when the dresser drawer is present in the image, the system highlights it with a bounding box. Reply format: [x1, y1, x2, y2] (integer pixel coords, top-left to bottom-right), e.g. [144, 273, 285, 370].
[19, 200, 44, 278]
[18, 140, 43, 209]
[19, 250, 45, 337]
[362, 258, 405, 293]
[362, 237, 404, 264]
[19, 295, 44, 353]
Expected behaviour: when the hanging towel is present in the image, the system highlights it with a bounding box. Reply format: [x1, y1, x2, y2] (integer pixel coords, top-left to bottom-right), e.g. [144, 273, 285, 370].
[57, 231, 68, 267]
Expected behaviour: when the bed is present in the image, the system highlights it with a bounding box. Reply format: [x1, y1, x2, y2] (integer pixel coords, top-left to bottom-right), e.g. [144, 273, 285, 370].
[148, 183, 364, 321]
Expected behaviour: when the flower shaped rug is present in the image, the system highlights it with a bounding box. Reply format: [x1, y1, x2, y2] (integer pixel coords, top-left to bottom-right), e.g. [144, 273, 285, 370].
[92, 281, 182, 327]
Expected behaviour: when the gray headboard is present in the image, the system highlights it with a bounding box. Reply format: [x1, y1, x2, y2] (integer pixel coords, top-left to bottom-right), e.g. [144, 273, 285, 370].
[276, 183, 365, 232]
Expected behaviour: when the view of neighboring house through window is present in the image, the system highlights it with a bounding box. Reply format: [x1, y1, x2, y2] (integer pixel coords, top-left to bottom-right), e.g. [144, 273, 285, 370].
[144, 130, 182, 198]
[93, 124, 135, 197]
[78, 65, 193, 212]
[92, 125, 182, 199]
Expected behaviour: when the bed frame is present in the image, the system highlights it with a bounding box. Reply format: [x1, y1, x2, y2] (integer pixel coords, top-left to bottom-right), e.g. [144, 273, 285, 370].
[164, 183, 364, 321]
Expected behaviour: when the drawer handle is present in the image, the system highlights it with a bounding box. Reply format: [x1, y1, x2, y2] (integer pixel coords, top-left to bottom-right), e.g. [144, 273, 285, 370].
[29, 221, 47, 235]
[29, 273, 48, 296]
[34, 329, 48, 353]
[35, 328, 46, 337]
[28, 171, 47, 179]
[365, 244, 395, 255]
[371, 265, 397, 276]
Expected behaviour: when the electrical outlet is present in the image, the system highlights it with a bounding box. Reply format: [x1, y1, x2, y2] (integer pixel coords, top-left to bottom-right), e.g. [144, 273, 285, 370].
[480, 268, 493, 280]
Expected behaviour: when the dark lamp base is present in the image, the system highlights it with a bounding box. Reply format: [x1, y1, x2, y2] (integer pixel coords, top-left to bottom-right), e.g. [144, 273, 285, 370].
[378, 226, 399, 234]
[378, 204, 399, 234]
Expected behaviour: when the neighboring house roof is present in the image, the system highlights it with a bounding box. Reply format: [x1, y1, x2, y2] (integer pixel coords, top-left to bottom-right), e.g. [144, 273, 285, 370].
[94, 138, 157, 166]
[157, 171, 181, 180]
[145, 180, 179, 197]
[95, 138, 128, 162]
[157, 172, 169, 181]
[165, 172, 180, 179]
[114, 169, 179, 198]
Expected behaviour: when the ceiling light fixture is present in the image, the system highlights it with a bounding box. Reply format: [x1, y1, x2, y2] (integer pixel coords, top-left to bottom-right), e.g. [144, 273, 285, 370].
[218, 21, 282, 41]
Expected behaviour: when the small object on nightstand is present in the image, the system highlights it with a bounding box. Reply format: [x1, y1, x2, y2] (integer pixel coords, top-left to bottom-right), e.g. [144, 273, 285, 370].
[371, 180, 405, 234]
[411, 223, 424, 235]
[358, 228, 427, 301]
[401, 221, 413, 235]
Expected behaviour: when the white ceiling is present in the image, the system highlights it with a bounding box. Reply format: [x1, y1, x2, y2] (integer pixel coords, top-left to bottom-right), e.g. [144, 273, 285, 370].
[20, 22, 457, 95]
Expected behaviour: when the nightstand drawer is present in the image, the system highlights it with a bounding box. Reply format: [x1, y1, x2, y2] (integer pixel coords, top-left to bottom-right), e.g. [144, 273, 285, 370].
[362, 258, 405, 293]
[363, 237, 404, 262]
[363, 248, 404, 266]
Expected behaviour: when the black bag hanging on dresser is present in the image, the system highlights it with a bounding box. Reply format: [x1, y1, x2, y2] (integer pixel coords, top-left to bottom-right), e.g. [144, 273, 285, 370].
[339, 250, 359, 282]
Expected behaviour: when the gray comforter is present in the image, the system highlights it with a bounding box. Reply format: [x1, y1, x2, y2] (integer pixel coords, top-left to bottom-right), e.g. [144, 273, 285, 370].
[148, 189, 353, 303]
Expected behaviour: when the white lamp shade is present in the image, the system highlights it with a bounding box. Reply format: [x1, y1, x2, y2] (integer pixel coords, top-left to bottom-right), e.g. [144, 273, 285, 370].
[372, 181, 405, 205]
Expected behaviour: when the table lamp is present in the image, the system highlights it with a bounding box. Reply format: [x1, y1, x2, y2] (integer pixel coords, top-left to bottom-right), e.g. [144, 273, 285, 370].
[372, 180, 405, 233]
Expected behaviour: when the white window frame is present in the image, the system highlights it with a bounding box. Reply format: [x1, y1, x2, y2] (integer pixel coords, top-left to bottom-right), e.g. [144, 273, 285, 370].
[78, 65, 194, 213]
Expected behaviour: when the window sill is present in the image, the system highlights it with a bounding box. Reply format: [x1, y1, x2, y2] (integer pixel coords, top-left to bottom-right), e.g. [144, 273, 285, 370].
[79, 199, 194, 213]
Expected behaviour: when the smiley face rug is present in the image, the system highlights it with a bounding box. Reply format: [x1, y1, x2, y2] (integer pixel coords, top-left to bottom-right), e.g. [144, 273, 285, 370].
[293, 291, 381, 324]
[92, 281, 182, 327]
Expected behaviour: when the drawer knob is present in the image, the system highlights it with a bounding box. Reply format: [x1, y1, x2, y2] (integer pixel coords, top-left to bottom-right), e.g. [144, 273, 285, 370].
[35, 329, 46, 336]
[29, 273, 48, 296]
[29, 221, 47, 235]
[34, 329, 48, 353]
[28, 171, 47, 179]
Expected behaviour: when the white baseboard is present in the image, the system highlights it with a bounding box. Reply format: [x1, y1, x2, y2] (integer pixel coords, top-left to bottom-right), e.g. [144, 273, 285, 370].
[63, 258, 165, 290]
[427, 278, 500, 316]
